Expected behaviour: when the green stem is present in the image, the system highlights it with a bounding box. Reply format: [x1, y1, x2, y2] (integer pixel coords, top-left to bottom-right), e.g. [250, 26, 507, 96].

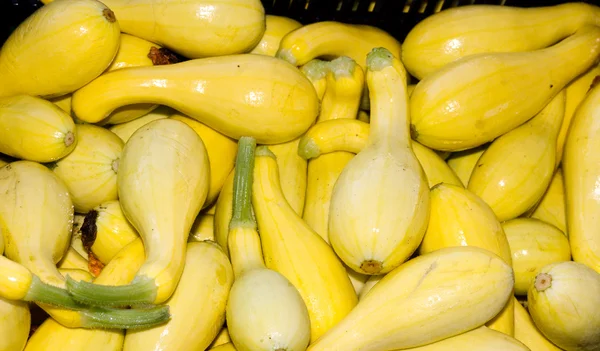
[230, 137, 257, 229]
[81, 305, 171, 329]
[329, 56, 356, 79]
[299, 59, 329, 82]
[24, 275, 83, 310]
[297, 137, 321, 160]
[367, 47, 394, 72]
[66, 275, 157, 307]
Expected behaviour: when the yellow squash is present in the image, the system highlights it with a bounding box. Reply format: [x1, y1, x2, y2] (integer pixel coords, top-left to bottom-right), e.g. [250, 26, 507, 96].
[446, 146, 487, 187]
[171, 113, 238, 208]
[528, 261, 600, 351]
[123, 241, 233, 351]
[467, 91, 565, 221]
[0, 296, 30, 351]
[563, 80, 600, 273]
[530, 169, 567, 234]
[0, 0, 120, 98]
[503, 218, 571, 295]
[96, 33, 171, 125]
[109, 106, 174, 143]
[514, 297, 562, 351]
[51, 124, 123, 213]
[557, 63, 600, 165]
[98, 0, 265, 58]
[250, 15, 302, 56]
[298, 119, 463, 188]
[303, 57, 363, 242]
[277, 22, 401, 68]
[404, 327, 530, 351]
[71, 55, 319, 144]
[328, 48, 430, 275]
[67, 119, 209, 306]
[402, 3, 600, 79]
[411, 25, 600, 151]
[57, 247, 89, 272]
[357, 274, 383, 301]
[0, 95, 76, 162]
[418, 183, 514, 336]
[268, 139, 307, 216]
[300, 59, 329, 100]
[24, 238, 167, 351]
[252, 147, 358, 342]
[211, 344, 237, 351]
[307, 246, 515, 351]
[225, 137, 311, 351]
[81, 200, 139, 265]
[214, 170, 235, 256]
[188, 213, 215, 242]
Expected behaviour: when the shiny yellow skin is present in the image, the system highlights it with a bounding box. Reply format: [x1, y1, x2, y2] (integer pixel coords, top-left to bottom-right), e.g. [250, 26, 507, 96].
[531, 169, 567, 234]
[298, 119, 462, 188]
[514, 297, 562, 351]
[209, 328, 231, 349]
[419, 183, 514, 336]
[188, 214, 215, 242]
[404, 327, 529, 351]
[402, 3, 600, 80]
[57, 248, 89, 272]
[468, 91, 566, 222]
[329, 53, 430, 275]
[88, 200, 139, 264]
[99, 0, 265, 58]
[357, 274, 383, 301]
[71, 55, 319, 144]
[268, 139, 307, 216]
[303, 59, 363, 242]
[118, 119, 209, 304]
[557, 64, 600, 166]
[446, 146, 486, 187]
[563, 81, 600, 274]
[24, 238, 146, 351]
[171, 113, 238, 208]
[49, 94, 73, 116]
[307, 246, 515, 351]
[528, 261, 600, 351]
[250, 15, 302, 56]
[214, 170, 234, 256]
[0, 0, 120, 98]
[0, 95, 76, 162]
[0, 161, 74, 288]
[52, 124, 123, 213]
[252, 152, 358, 342]
[277, 22, 401, 69]
[124, 242, 233, 351]
[504, 218, 571, 295]
[0, 296, 30, 351]
[411, 26, 600, 151]
[108, 106, 173, 143]
[99, 33, 167, 125]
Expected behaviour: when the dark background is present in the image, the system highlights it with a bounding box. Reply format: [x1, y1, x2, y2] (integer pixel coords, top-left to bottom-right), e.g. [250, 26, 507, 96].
[2, 0, 600, 46]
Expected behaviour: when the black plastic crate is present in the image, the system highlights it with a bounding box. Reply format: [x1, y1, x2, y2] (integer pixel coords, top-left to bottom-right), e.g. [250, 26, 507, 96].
[2, 0, 600, 46]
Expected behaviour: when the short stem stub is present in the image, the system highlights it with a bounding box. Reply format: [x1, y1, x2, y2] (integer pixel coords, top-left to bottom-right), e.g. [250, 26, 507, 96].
[534, 273, 553, 292]
[64, 131, 75, 147]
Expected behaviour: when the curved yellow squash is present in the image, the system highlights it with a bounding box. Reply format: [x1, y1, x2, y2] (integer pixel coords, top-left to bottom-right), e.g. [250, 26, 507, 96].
[411, 25, 600, 151]
[0, 0, 120, 98]
[402, 3, 600, 79]
[250, 15, 302, 56]
[98, 0, 266, 58]
[71, 55, 319, 144]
